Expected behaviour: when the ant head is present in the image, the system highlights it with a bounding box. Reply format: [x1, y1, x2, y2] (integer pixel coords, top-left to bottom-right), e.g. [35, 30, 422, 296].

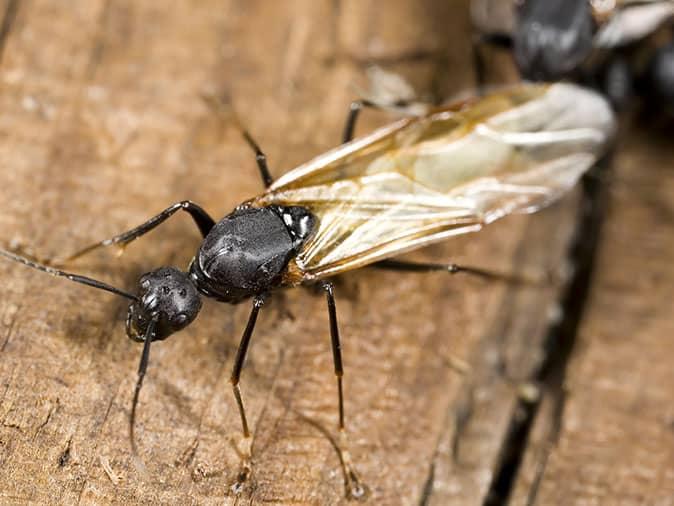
[126, 267, 202, 342]
[514, 0, 594, 81]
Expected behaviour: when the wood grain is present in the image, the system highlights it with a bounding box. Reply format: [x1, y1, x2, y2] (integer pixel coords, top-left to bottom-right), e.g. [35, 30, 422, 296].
[510, 126, 674, 506]
[0, 1, 604, 504]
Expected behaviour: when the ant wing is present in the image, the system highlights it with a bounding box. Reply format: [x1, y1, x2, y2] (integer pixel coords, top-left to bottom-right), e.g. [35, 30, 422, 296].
[252, 83, 615, 281]
[595, 1, 674, 48]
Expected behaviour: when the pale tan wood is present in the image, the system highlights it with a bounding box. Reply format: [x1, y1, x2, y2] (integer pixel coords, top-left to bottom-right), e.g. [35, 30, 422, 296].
[423, 191, 581, 506]
[510, 127, 674, 506]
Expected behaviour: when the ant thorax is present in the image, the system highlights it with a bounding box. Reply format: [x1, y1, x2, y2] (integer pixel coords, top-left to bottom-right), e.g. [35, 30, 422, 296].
[189, 205, 315, 304]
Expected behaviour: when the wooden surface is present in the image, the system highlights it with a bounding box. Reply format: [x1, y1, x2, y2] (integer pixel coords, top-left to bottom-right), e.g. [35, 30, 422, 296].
[0, 1, 670, 505]
[510, 127, 674, 506]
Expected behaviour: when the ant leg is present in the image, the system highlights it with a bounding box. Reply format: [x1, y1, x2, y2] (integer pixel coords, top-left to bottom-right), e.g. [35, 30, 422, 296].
[322, 282, 345, 430]
[200, 93, 273, 188]
[342, 98, 422, 144]
[472, 34, 488, 93]
[471, 33, 513, 93]
[129, 316, 158, 472]
[55, 201, 215, 265]
[373, 259, 547, 285]
[322, 281, 367, 500]
[240, 130, 273, 188]
[230, 295, 265, 489]
[342, 99, 375, 144]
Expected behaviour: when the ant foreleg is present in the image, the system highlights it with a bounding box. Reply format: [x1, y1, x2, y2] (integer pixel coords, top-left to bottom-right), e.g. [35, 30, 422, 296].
[54, 200, 215, 265]
[129, 316, 158, 472]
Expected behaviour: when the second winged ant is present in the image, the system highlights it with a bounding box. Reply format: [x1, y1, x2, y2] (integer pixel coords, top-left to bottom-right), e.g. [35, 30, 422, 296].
[0, 81, 616, 497]
[471, 0, 674, 112]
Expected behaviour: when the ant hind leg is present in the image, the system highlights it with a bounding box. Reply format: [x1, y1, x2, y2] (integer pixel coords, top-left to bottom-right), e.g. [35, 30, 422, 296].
[321, 281, 368, 500]
[373, 259, 548, 286]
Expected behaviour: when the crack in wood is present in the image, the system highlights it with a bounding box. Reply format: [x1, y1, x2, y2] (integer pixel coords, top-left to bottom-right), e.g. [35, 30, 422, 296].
[483, 159, 611, 506]
[418, 461, 435, 506]
[59, 436, 72, 467]
[0, 303, 20, 353]
[0, 0, 18, 66]
[450, 387, 475, 464]
[33, 397, 59, 442]
[83, 0, 113, 81]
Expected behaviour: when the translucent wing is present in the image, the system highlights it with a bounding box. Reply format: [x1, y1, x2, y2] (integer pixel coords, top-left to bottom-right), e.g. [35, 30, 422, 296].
[251, 83, 615, 281]
[610, 0, 672, 8]
[595, 0, 674, 48]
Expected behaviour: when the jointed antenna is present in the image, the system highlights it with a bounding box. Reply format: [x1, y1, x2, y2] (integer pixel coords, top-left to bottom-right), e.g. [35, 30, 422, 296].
[0, 248, 138, 301]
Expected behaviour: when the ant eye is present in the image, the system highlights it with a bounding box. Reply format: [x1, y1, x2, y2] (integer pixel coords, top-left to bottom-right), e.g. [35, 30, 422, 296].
[179, 288, 187, 298]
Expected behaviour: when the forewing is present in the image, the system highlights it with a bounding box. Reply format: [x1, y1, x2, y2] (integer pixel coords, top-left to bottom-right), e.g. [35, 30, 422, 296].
[595, 1, 674, 48]
[254, 83, 615, 280]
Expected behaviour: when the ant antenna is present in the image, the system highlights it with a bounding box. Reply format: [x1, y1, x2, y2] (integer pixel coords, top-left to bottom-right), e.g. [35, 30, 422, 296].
[0, 248, 139, 301]
[0, 247, 160, 472]
[129, 316, 158, 472]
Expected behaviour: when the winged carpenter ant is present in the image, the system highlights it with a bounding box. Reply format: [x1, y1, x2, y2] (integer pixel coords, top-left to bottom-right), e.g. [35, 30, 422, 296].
[0, 81, 616, 498]
[471, 0, 674, 112]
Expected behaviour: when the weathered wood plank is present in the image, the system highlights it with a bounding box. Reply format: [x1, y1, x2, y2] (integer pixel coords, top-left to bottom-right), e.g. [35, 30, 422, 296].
[0, 1, 591, 504]
[423, 191, 581, 506]
[510, 127, 674, 506]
